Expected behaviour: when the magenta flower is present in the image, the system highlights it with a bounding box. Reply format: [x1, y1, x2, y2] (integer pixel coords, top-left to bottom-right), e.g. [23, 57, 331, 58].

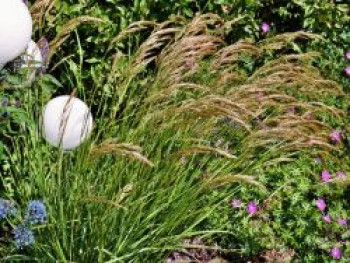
[346, 51, 350, 60]
[329, 130, 342, 144]
[322, 214, 332, 223]
[345, 66, 350, 77]
[336, 171, 346, 179]
[337, 218, 347, 227]
[330, 247, 342, 260]
[316, 199, 327, 211]
[260, 22, 270, 33]
[247, 202, 258, 215]
[231, 200, 242, 208]
[321, 170, 331, 182]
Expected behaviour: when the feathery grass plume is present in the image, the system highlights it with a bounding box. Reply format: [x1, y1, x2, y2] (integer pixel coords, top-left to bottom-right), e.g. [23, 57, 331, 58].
[247, 53, 344, 97]
[202, 174, 267, 192]
[258, 31, 322, 52]
[30, 0, 56, 31]
[238, 114, 342, 161]
[130, 20, 184, 73]
[176, 145, 237, 159]
[123, 14, 226, 88]
[156, 35, 223, 87]
[99, 19, 186, 120]
[126, 15, 346, 162]
[172, 95, 257, 131]
[89, 140, 154, 167]
[211, 40, 260, 70]
[180, 13, 224, 38]
[79, 196, 126, 210]
[222, 15, 247, 33]
[48, 16, 105, 63]
[145, 83, 210, 104]
[108, 21, 159, 51]
[80, 184, 133, 210]
[215, 68, 247, 87]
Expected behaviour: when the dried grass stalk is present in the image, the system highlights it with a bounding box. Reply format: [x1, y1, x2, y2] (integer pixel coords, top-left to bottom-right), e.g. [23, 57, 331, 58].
[89, 140, 154, 167]
[176, 146, 237, 159]
[258, 31, 322, 51]
[108, 21, 159, 50]
[31, 0, 56, 30]
[211, 40, 260, 70]
[203, 174, 267, 191]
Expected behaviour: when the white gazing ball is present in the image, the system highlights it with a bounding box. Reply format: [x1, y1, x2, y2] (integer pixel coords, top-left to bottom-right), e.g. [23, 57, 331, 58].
[21, 40, 43, 82]
[43, 96, 93, 150]
[0, 0, 32, 68]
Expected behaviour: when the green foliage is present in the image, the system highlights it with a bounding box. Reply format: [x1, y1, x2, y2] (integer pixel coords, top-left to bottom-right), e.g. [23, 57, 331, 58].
[205, 154, 350, 261]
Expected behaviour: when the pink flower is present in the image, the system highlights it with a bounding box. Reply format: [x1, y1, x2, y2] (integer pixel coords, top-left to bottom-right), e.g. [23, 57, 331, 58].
[337, 218, 347, 227]
[346, 51, 350, 60]
[345, 66, 350, 77]
[329, 130, 342, 144]
[322, 214, 332, 223]
[321, 170, 331, 182]
[316, 199, 327, 211]
[260, 22, 270, 33]
[247, 202, 258, 215]
[330, 247, 342, 260]
[336, 171, 346, 179]
[231, 200, 242, 208]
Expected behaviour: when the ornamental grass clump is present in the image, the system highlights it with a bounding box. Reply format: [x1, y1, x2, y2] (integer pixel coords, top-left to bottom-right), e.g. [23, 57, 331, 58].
[112, 14, 347, 165]
[108, 14, 349, 261]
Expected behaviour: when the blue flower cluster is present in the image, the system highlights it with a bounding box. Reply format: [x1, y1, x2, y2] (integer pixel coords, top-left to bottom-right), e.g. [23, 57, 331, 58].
[0, 198, 17, 219]
[26, 200, 47, 225]
[0, 198, 48, 249]
[13, 224, 35, 249]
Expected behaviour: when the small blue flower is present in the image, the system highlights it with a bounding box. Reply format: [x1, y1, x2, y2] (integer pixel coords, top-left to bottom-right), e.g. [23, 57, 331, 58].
[0, 199, 17, 219]
[13, 224, 35, 249]
[26, 200, 47, 225]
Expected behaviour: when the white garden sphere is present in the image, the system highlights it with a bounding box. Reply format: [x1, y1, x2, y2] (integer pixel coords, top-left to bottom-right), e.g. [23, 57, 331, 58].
[0, 0, 32, 68]
[42, 96, 93, 150]
[21, 40, 43, 82]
